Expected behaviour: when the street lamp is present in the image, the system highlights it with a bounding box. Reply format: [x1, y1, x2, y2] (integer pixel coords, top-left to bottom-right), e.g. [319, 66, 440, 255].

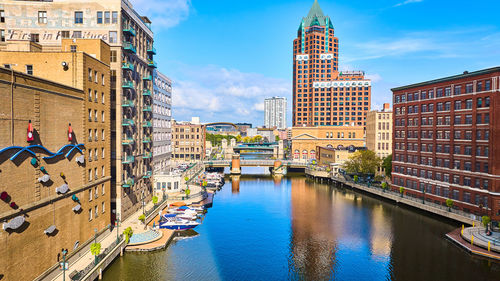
[61, 248, 68, 281]
[116, 216, 121, 244]
[422, 188, 426, 204]
[94, 228, 98, 265]
[142, 190, 145, 215]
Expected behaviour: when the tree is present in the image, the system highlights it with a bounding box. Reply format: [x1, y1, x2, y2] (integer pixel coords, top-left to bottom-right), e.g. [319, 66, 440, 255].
[275, 135, 280, 141]
[138, 214, 146, 223]
[381, 182, 388, 191]
[382, 154, 392, 178]
[90, 243, 101, 265]
[123, 227, 133, 243]
[482, 216, 491, 232]
[242, 136, 251, 143]
[342, 150, 381, 176]
[399, 187, 405, 197]
[353, 175, 359, 183]
[252, 135, 263, 143]
[446, 199, 454, 211]
[152, 195, 158, 206]
[236, 135, 242, 142]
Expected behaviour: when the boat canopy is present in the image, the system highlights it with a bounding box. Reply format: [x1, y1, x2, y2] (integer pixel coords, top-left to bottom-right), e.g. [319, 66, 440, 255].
[171, 202, 187, 207]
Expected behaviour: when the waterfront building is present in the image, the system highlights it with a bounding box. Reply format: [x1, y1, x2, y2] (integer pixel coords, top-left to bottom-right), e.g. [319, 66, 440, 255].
[316, 146, 364, 166]
[292, 0, 371, 127]
[172, 118, 206, 163]
[0, 41, 111, 280]
[0, 0, 157, 220]
[291, 126, 365, 160]
[152, 70, 172, 174]
[391, 67, 500, 220]
[235, 122, 252, 137]
[366, 103, 393, 158]
[247, 127, 276, 142]
[264, 97, 287, 129]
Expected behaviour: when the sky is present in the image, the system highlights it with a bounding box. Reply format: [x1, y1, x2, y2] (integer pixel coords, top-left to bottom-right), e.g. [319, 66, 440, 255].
[130, 0, 500, 127]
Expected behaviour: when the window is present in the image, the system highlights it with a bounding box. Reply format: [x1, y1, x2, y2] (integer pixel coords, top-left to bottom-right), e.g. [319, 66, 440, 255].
[101, 129, 105, 141]
[102, 166, 105, 177]
[38, 11, 47, 24]
[73, 31, 82, 38]
[102, 111, 105, 122]
[61, 31, 70, 38]
[102, 147, 105, 159]
[70, 45, 77, 52]
[112, 11, 118, 23]
[97, 11, 103, 24]
[102, 75, 105, 86]
[102, 202, 105, 213]
[102, 184, 105, 195]
[104, 11, 110, 24]
[0, 30, 4, 42]
[102, 92, 105, 103]
[0, 10, 4, 23]
[26, 65, 33, 75]
[89, 209, 92, 221]
[95, 206, 98, 218]
[74, 11, 83, 24]
[110, 51, 117, 62]
[94, 70, 98, 83]
[89, 188, 93, 201]
[30, 33, 39, 42]
[109, 31, 117, 43]
[88, 68, 92, 81]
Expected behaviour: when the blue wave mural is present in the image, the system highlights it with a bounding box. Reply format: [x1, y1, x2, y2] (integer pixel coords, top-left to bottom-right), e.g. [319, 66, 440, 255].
[0, 144, 85, 161]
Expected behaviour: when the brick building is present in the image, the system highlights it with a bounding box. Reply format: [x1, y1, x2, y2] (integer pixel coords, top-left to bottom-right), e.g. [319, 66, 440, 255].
[172, 119, 206, 163]
[391, 67, 500, 220]
[0, 0, 157, 220]
[0, 53, 111, 280]
[152, 70, 172, 174]
[291, 126, 365, 160]
[292, 0, 371, 127]
[366, 103, 393, 158]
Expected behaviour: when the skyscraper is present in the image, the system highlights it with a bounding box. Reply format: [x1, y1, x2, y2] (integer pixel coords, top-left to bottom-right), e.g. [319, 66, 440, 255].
[292, 0, 371, 127]
[264, 97, 287, 129]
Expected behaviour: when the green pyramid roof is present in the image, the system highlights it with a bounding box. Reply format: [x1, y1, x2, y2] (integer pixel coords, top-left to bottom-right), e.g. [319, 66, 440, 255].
[302, 0, 331, 27]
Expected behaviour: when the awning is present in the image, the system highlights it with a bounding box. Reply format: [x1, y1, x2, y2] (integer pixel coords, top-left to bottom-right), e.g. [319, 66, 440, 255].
[3, 216, 25, 231]
[76, 155, 85, 164]
[38, 174, 50, 183]
[171, 202, 186, 207]
[56, 184, 69, 194]
[44, 225, 57, 234]
[72, 204, 81, 212]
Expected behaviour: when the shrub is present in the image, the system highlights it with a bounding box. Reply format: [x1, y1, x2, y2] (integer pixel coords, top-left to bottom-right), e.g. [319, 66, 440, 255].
[138, 214, 146, 223]
[399, 187, 405, 194]
[90, 243, 101, 256]
[446, 199, 454, 210]
[353, 175, 359, 183]
[123, 227, 133, 243]
[482, 216, 491, 228]
[152, 196, 158, 205]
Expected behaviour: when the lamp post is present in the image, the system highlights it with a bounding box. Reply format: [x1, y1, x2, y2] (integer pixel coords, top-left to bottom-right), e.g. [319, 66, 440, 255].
[142, 190, 145, 215]
[94, 228, 98, 265]
[116, 216, 120, 244]
[422, 188, 426, 204]
[61, 248, 68, 281]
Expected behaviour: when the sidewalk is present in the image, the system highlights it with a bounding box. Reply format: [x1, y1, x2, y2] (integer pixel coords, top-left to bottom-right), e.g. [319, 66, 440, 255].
[50, 200, 157, 281]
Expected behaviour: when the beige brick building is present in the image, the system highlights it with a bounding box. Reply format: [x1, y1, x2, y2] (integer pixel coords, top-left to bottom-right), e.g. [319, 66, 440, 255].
[0, 0, 158, 221]
[0, 54, 110, 281]
[291, 126, 365, 160]
[366, 103, 392, 158]
[172, 120, 206, 163]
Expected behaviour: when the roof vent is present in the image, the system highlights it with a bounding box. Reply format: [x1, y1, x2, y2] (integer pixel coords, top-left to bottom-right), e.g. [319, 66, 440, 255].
[463, 71, 469, 74]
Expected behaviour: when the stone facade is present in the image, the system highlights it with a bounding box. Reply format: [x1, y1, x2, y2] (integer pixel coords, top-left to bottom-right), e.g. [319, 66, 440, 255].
[0, 0, 157, 221]
[291, 126, 365, 160]
[366, 103, 392, 158]
[0, 64, 110, 281]
[172, 120, 206, 163]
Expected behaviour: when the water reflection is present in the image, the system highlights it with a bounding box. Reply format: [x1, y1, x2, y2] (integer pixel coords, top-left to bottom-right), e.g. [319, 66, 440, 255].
[230, 175, 240, 194]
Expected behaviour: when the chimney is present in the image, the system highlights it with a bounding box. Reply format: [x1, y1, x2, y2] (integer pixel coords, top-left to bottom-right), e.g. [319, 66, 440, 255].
[383, 103, 390, 112]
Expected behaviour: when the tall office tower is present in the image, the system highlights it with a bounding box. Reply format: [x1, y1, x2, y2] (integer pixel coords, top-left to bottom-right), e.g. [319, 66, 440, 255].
[264, 97, 287, 129]
[292, 0, 371, 127]
[392, 67, 500, 220]
[152, 70, 173, 174]
[0, 0, 157, 220]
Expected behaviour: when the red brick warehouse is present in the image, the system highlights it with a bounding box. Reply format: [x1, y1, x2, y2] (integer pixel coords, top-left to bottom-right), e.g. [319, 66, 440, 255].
[292, 0, 371, 128]
[391, 67, 500, 220]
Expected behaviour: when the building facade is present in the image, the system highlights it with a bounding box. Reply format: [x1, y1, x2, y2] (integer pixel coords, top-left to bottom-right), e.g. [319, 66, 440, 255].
[264, 97, 287, 129]
[392, 67, 500, 220]
[152, 70, 172, 174]
[0, 0, 157, 220]
[316, 146, 363, 166]
[292, 0, 371, 127]
[0, 59, 111, 281]
[291, 126, 365, 160]
[172, 119, 206, 163]
[366, 103, 393, 158]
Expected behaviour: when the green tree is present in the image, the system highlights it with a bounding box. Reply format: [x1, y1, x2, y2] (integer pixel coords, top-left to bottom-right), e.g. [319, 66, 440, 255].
[342, 150, 381, 176]
[253, 135, 263, 143]
[399, 187, 405, 197]
[275, 135, 280, 141]
[90, 243, 101, 265]
[152, 195, 158, 206]
[236, 135, 242, 142]
[123, 227, 133, 243]
[243, 136, 251, 143]
[482, 216, 491, 232]
[353, 175, 359, 183]
[382, 154, 392, 178]
[138, 214, 146, 223]
[446, 199, 454, 211]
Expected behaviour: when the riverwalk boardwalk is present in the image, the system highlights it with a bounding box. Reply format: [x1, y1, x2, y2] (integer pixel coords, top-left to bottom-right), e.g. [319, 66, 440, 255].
[447, 227, 500, 261]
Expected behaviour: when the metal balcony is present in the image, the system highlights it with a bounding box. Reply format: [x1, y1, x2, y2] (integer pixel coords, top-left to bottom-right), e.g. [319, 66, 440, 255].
[142, 89, 152, 97]
[122, 119, 134, 127]
[122, 62, 134, 72]
[142, 121, 152, 128]
[147, 60, 157, 68]
[122, 178, 134, 188]
[143, 171, 152, 179]
[142, 137, 152, 144]
[122, 80, 134, 89]
[123, 26, 136, 37]
[121, 137, 134, 146]
[121, 100, 135, 108]
[147, 46, 156, 55]
[142, 106, 152, 112]
[143, 152, 152, 159]
[123, 42, 137, 54]
[143, 75, 152, 81]
[122, 156, 135, 164]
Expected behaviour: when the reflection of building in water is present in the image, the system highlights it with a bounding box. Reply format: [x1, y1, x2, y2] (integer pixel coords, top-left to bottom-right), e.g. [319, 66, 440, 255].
[289, 177, 337, 280]
[231, 175, 240, 194]
[369, 205, 393, 257]
[273, 175, 283, 186]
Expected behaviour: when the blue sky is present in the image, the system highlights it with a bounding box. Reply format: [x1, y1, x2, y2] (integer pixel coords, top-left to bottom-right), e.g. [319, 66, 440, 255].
[131, 0, 500, 126]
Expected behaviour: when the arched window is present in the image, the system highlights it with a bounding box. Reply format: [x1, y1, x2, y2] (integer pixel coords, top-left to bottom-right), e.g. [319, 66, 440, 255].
[310, 150, 316, 159]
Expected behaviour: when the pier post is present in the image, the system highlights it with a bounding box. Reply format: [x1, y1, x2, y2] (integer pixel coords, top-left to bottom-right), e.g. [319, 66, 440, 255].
[272, 160, 283, 175]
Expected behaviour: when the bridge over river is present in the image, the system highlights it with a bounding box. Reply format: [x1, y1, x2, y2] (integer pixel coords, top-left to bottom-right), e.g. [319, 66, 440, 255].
[203, 157, 307, 174]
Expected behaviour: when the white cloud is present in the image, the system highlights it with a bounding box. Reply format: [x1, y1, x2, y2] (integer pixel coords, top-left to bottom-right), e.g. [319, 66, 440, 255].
[171, 64, 291, 124]
[130, 0, 191, 29]
[393, 0, 423, 7]
[365, 73, 382, 82]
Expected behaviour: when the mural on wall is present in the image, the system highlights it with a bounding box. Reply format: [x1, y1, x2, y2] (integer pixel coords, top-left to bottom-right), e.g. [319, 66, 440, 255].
[0, 144, 85, 162]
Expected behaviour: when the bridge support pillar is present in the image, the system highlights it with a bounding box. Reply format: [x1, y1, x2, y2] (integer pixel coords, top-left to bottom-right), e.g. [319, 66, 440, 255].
[231, 175, 240, 194]
[272, 160, 284, 175]
[231, 154, 241, 175]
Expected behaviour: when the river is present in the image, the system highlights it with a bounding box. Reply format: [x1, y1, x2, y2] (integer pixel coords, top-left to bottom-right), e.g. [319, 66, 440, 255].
[103, 170, 500, 280]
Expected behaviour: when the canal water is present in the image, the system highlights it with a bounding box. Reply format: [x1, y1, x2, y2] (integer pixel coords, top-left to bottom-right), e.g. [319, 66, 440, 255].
[103, 171, 500, 280]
